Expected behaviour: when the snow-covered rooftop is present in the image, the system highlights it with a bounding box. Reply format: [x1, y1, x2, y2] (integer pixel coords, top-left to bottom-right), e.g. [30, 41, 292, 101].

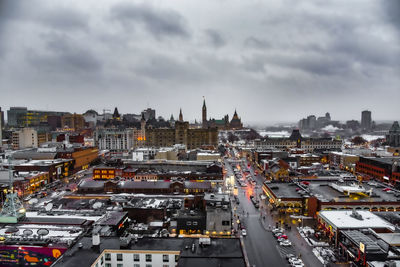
[319, 210, 395, 231]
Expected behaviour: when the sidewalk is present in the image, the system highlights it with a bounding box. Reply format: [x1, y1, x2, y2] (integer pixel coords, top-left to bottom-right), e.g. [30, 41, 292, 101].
[259, 212, 323, 267]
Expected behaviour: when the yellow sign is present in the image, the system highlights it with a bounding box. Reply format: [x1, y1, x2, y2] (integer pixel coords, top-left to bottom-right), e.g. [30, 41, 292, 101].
[360, 242, 365, 253]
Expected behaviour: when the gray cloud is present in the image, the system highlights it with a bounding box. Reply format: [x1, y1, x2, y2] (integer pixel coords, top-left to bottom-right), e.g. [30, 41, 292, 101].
[0, 0, 399, 123]
[382, 0, 400, 33]
[244, 37, 272, 50]
[27, 32, 101, 75]
[110, 3, 190, 39]
[204, 29, 226, 48]
[37, 7, 89, 32]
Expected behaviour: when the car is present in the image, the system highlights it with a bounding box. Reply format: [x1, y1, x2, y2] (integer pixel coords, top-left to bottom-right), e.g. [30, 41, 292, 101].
[274, 232, 284, 238]
[279, 240, 292, 246]
[278, 234, 288, 239]
[288, 257, 301, 265]
[241, 229, 247, 236]
[291, 262, 304, 267]
[289, 258, 304, 266]
[277, 237, 286, 242]
[285, 254, 296, 261]
[272, 228, 284, 234]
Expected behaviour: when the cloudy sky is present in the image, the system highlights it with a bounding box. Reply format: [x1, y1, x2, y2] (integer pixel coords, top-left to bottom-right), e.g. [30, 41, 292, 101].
[0, 0, 399, 125]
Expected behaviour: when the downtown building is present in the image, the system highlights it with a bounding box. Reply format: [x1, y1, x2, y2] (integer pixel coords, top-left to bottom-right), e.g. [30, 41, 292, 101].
[7, 107, 69, 128]
[146, 120, 218, 150]
[201, 99, 243, 130]
[254, 129, 342, 152]
[95, 128, 135, 152]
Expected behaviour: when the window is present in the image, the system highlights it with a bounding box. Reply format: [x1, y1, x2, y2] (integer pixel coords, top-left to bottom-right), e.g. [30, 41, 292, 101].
[105, 253, 111, 261]
[133, 254, 140, 262]
[163, 265, 169, 267]
[222, 220, 230, 226]
[105, 264, 111, 267]
[146, 265, 152, 267]
[117, 253, 123, 261]
[101, 257, 104, 265]
[145, 254, 152, 262]
[134, 265, 140, 267]
[117, 265, 123, 267]
[193, 221, 198, 226]
[163, 254, 169, 262]
[186, 221, 192, 226]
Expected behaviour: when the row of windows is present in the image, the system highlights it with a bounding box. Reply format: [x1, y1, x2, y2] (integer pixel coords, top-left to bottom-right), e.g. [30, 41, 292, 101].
[104, 253, 173, 263]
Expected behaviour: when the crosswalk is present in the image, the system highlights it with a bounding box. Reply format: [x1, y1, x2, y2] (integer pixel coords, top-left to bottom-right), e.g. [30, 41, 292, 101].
[276, 244, 296, 258]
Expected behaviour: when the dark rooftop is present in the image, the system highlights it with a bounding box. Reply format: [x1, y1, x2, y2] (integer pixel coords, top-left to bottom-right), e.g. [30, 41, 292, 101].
[54, 237, 245, 267]
[264, 180, 400, 203]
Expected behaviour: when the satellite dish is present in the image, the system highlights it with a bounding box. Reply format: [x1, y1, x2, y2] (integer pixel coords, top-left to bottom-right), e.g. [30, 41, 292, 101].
[45, 203, 53, 212]
[29, 198, 38, 205]
[37, 229, 49, 237]
[23, 229, 33, 237]
[93, 202, 102, 209]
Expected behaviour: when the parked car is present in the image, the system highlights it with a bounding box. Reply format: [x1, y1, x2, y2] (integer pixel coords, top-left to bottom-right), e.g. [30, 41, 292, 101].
[285, 254, 296, 261]
[279, 240, 292, 246]
[241, 229, 247, 236]
[289, 258, 302, 265]
[289, 258, 304, 266]
[272, 228, 284, 234]
[274, 232, 284, 238]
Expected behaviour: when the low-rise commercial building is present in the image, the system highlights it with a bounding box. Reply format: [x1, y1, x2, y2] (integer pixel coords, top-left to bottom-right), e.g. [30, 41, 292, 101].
[54, 237, 246, 267]
[356, 157, 400, 185]
[262, 178, 400, 218]
[14, 159, 74, 182]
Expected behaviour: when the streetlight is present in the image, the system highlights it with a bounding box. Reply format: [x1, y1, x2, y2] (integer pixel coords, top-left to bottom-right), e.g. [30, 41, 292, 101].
[298, 217, 304, 229]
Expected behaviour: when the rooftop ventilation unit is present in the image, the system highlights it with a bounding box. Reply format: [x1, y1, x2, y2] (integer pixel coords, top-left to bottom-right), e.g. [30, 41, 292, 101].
[350, 209, 363, 220]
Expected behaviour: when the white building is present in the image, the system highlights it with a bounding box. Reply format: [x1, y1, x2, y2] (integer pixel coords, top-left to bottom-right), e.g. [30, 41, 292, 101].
[95, 128, 134, 152]
[12, 128, 38, 149]
[92, 249, 179, 267]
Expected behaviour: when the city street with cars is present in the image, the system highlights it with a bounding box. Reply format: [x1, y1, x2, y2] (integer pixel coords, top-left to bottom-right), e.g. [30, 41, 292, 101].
[225, 148, 322, 267]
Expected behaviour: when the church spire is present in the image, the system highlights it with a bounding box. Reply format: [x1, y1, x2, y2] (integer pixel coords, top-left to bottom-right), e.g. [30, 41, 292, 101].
[179, 108, 183, 122]
[202, 96, 207, 128]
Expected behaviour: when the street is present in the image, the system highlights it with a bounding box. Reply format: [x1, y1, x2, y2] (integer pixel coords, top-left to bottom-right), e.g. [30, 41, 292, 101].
[225, 152, 323, 267]
[226, 157, 287, 267]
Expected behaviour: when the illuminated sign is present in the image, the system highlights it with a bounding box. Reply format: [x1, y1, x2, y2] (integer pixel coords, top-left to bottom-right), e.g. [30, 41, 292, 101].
[360, 242, 365, 253]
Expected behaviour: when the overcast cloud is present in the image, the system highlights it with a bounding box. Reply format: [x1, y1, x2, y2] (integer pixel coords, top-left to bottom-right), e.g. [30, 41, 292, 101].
[0, 0, 399, 125]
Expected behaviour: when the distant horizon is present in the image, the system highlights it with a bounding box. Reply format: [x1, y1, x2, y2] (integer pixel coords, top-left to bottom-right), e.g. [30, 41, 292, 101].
[1, 104, 399, 126]
[1, 104, 399, 124]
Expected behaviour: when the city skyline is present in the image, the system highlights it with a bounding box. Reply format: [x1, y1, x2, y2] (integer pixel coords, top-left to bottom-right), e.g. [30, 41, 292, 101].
[0, 0, 399, 123]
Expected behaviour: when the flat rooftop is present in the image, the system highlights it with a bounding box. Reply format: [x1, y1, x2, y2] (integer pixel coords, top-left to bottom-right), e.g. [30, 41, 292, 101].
[127, 197, 183, 209]
[265, 183, 303, 199]
[264, 180, 400, 203]
[319, 210, 395, 231]
[55, 237, 245, 267]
